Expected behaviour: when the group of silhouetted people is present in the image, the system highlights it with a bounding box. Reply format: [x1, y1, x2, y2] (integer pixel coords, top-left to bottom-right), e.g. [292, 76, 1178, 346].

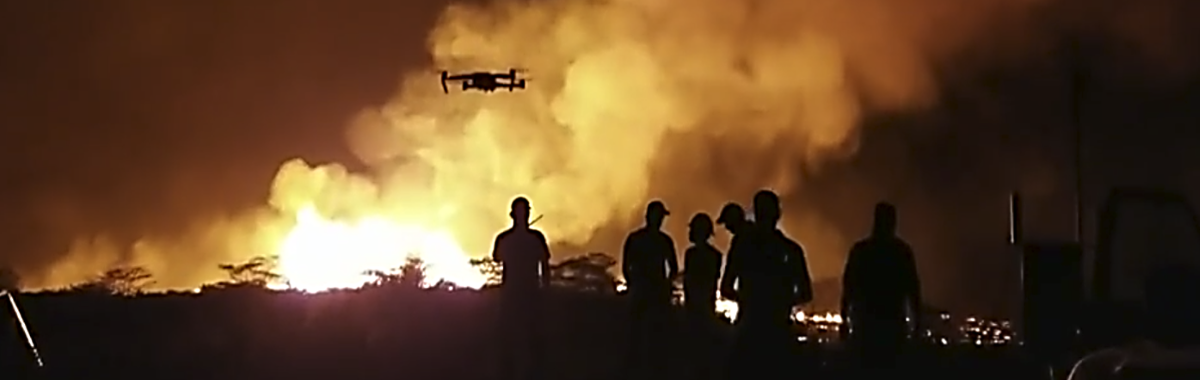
[488, 190, 924, 380]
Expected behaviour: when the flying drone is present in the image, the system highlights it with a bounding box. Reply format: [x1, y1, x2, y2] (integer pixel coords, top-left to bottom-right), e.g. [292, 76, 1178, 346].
[440, 69, 528, 94]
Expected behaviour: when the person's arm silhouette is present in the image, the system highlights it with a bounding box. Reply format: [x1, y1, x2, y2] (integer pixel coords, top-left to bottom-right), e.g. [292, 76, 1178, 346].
[840, 243, 863, 321]
[840, 243, 866, 341]
[665, 235, 679, 281]
[719, 237, 741, 302]
[622, 234, 636, 290]
[491, 234, 505, 267]
[536, 231, 552, 289]
[790, 242, 813, 305]
[898, 242, 921, 327]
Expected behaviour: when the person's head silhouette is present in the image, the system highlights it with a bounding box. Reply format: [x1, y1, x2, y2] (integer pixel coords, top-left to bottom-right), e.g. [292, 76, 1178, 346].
[716, 202, 747, 234]
[752, 189, 781, 229]
[510, 196, 532, 229]
[872, 202, 897, 237]
[645, 200, 670, 230]
[689, 213, 714, 244]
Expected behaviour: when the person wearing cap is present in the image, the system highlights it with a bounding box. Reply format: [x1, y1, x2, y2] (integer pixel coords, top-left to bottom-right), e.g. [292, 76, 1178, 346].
[491, 196, 552, 380]
[722, 190, 812, 380]
[684, 212, 722, 326]
[621, 200, 679, 376]
[682, 213, 722, 380]
[716, 202, 751, 236]
[716, 202, 751, 303]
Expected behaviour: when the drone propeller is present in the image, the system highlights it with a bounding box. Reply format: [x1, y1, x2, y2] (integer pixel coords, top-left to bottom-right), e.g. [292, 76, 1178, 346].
[436, 68, 534, 93]
[505, 69, 534, 85]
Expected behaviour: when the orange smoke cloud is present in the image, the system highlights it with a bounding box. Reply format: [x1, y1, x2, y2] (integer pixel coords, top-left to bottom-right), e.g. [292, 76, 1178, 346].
[325, 0, 1057, 266]
[26, 0, 1193, 289]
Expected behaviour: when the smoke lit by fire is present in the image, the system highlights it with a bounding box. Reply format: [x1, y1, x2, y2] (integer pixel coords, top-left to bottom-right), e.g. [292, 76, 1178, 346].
[22, 0, 1190, 291]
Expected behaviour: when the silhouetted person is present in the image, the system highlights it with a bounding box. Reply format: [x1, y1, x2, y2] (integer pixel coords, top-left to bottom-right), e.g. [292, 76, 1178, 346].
[1068, 264, 1200, 380]
[721, 190, 813, 379]
[841, 202, 921, 370]
[491, 196, 552, 380]
[710, 201, 748, 304]
[622, 200, 678, 377]
[684, 213, 722, 327]
[716, 202, 751, 237]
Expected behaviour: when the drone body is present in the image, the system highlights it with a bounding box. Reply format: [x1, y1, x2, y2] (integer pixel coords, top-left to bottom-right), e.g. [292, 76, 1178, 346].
[440, 69, 527, 93]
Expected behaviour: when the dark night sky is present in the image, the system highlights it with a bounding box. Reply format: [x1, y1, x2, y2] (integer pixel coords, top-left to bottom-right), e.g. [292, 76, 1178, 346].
[1, 0, 442, 267]
[2, 0, 1200, 316]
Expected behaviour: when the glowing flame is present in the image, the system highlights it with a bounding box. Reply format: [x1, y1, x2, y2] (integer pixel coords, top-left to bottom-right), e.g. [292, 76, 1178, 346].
[714, 294, 844, 325]
[275, 205, 487, 292]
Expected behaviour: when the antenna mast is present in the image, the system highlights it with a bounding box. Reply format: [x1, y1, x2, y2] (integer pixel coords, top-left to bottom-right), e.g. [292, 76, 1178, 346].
[2, 290, 44, 367]
[1069, 37, 1087, 248]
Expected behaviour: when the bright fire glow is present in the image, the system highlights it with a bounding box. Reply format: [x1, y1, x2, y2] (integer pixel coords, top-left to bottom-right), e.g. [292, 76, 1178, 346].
[276, 205, 488, 292]
[714, 294, 844, 325]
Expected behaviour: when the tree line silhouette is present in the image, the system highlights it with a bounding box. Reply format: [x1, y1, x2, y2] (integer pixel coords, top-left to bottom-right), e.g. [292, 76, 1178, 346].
[2, 254, 1034, 380]
[1, 253, 636, 380]
[0, 250, 622, 297]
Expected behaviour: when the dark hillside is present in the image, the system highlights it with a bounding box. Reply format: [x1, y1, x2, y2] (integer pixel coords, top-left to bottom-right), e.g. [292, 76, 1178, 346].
[2, 286, 1038, 380]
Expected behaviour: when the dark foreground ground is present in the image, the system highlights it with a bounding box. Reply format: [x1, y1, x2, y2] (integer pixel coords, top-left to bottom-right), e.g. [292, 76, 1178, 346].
[3, 287, 1045, 380]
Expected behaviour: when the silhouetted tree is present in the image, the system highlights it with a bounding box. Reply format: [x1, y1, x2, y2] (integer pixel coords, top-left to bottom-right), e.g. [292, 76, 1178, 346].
[217, 255, 283, 287]
[74, 265, 155, 296]
[468, 257, 503, 286]
[398, 256, 428, 288]
[549, 252, 619, 294]
[363, 268, 402, 286]
[365, 255, 431, 289]
[0, 267, 18, 291]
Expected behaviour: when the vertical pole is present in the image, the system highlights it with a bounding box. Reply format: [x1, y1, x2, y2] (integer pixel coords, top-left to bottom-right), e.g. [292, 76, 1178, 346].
[1064, 38, 1088, 380]
[1010, 192, 1023, 246]
[1070, 39, 1086, 247]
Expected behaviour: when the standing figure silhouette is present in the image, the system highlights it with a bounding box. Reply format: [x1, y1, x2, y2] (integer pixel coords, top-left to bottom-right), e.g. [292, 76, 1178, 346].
[841, 202, 921, 370]
[721, 190, 812, 380]
[683, 212, 723, 379]
[491, 196, 552, 380]
[622, 200, 679, 378]
[684, 212, 722, 327]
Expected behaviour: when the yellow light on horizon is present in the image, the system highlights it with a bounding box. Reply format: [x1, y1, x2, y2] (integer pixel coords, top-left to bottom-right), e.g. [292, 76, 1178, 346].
[275, 206, 487, 292]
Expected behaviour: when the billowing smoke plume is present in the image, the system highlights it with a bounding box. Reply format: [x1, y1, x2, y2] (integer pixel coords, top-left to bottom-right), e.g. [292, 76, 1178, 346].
[24, 0, 1198, 292]
[300, 0, 1056, 262]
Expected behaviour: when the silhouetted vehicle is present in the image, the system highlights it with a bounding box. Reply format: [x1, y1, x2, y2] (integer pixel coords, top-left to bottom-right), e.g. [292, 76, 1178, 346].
[440, 69, 527, 93]
[1011, 188, 1200, 378]
[1066, 265, 1200, 380]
